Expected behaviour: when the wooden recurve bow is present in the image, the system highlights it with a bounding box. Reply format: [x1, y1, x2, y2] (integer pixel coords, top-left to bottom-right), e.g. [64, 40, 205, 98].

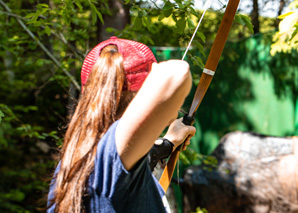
[159, 0, 241, 193]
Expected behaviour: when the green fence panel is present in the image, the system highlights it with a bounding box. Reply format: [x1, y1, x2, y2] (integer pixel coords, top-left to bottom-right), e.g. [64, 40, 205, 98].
[152, 34, 297, 157]
[151, 34, 298, 212]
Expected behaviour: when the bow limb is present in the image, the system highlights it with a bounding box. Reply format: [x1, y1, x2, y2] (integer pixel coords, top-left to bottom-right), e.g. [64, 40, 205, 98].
[159, 0, 241, 193]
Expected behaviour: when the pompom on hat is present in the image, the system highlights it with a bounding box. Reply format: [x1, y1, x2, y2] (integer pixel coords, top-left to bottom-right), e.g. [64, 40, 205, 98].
[81, 36, 157, 91]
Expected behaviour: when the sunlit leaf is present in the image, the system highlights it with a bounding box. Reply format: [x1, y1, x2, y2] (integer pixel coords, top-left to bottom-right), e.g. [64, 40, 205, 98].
[278, 11, 294, 19]
[290, 27, 298, 41]
[279, 12, 298, 34]
[289, 0, 298, 10]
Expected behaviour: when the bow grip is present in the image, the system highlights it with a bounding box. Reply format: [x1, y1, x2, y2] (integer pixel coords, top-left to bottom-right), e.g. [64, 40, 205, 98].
[182, 113, 195, 126]
[174, 114, 195, 151]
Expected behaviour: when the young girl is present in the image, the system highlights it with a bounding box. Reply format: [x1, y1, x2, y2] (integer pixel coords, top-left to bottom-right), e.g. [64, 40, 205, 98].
[47, 37, 196, 212]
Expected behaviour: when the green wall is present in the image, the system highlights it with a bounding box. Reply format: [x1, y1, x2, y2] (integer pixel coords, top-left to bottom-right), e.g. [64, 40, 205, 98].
[152, 34, 297, 156]
[152, 33, 298, 213]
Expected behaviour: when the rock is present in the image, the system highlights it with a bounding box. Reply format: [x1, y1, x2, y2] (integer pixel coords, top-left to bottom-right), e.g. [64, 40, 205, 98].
[181, 132, 298, 213]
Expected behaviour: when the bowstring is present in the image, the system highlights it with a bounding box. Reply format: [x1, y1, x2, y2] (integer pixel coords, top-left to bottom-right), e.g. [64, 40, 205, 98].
[177, 0, 212, 185]
[181, 0, 212, 61]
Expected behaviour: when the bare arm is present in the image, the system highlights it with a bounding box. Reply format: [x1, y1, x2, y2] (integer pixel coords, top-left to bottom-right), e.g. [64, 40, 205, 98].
[115, 60, 193, 171]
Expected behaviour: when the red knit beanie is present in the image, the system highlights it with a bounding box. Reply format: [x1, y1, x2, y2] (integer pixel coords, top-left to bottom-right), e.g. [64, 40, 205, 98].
[81, 36, 157, 91]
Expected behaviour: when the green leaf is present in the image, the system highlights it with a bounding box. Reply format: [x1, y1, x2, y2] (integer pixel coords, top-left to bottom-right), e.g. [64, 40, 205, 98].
[191, 55, 205, 69]
[124, 0, 131, 3]
[278, 12, 294, 19]
[196, 31, 206, 43]
[176, 18, 186, 33]
[239, 14, 254, 34]
[45, 26, 51, 36]
[90, 3, 104, 24]
[179, 152, 191, 165]
[37, 3, 49, 8]
[25, 13, 36, 19]
[172, 14, 177, 22]
[234, 14, 245, 25]
[179, 37, 185, 47]
[74, 2, 83, 12]
[163, 8, 172, 18]
[3, 190, 25, 202]
[139, 9, 148, 17]
[187, 18, 195, 29]
[27, 14, 38, 24]
[196, 43, 205, 57]
[90, 6, 97, 25]
[143, 16, 151, 27]
[158, 13, 165, 21]
[190, 7, 198, 16]
[40, 8, 49, 15]
[105, 27, 115, 33]
[0, 110, 4, 123]
[163, 2, 173, 10]
[134, 17, 142, 30]
[94, 8, 104, 24]
[33, 20, 42, 27]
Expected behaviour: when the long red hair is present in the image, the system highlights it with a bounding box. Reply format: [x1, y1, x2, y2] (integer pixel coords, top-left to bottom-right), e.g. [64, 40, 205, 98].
[49, 45, 134, 212]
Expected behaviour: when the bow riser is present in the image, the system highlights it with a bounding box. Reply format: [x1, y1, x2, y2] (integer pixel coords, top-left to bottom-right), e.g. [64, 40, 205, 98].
[189, 73, 213, 116]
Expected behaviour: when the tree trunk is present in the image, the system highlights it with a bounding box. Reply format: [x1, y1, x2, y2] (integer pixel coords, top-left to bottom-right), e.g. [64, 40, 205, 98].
[273, 0, 286, 29]
[251, 0, 260, 34]
[67, 23, 79, 119]
[97, 0, 130, 42]
[181, 132, 298, 213]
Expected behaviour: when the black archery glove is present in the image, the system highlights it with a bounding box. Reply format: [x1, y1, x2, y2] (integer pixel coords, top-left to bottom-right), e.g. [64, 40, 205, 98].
[148, 138, 174, 172]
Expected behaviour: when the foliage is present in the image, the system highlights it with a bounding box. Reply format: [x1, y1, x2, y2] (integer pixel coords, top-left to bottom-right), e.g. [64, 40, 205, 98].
[193, 207, 209, 213]
[180, 147, 218, 171]
[114, 0, 254, 71]
[234, 14, 254, 34]
[0, 0, 107, 211]
[271, 0, 298, 55]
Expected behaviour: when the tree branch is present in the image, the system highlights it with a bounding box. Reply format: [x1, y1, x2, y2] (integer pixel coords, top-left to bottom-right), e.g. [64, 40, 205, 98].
[0, 0, 81, 91]
[0, 10, 85, 60]
[0, 10, 26, 20]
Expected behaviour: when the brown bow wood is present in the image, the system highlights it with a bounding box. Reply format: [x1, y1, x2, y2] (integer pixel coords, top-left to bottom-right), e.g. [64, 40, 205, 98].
[159, 0, 241, 193]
